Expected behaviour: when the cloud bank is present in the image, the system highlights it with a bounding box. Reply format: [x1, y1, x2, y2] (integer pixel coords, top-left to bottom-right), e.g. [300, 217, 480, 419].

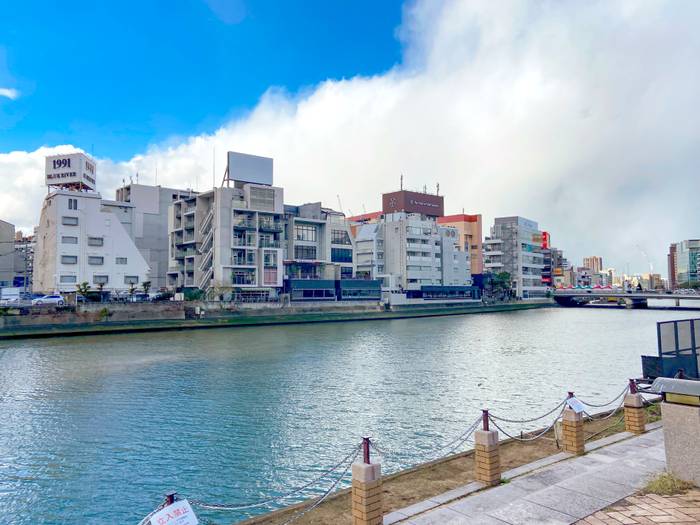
[1, 0, 699, 276]
[0, 87, 19, 100]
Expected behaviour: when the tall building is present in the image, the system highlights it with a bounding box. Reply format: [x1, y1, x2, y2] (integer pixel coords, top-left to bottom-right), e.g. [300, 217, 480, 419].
[582, 256, 603, 274]
[674, 240, 700, 287]
[13, 229, 35, 291]
[667, 243, 678, 289]
[115, 183, 195, 290]
[34, 153, 150, 293]
[437, 214, 483, 276]
[0, 219, 14, 287]
[483, 216, 547, 299]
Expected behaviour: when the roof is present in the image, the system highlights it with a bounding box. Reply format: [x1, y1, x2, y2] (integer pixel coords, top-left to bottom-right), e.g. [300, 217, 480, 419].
[438, 214, 481, 224]
[347, 211, 382, 222]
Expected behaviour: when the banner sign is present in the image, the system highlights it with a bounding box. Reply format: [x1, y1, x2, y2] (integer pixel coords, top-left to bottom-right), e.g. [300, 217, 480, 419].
[45, 153, 97, 190]
[150, 500, 199, 525]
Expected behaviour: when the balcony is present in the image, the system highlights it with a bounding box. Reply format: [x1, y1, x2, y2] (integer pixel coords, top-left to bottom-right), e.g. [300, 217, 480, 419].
[233, 237, 256, 247]
[233, 219, 256, 230]
[258, 220, 283, 232]
[232, 255, 256, 266]
[259, 239, 280, 248]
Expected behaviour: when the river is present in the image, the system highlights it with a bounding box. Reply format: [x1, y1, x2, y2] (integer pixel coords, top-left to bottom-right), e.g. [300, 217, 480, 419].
[0, 307, 697, 524]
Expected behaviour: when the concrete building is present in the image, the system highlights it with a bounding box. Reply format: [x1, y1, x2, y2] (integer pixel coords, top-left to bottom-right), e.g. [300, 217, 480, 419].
[13, 229, 35, 291]
[674, 240, 700, 288]
[33, 153, 150, 293]
[483, 216, 547, 299]
[668, 243, 678, 290]
[0, 219, 14, 287]
[437, 213, 483, 276]
[583, 256, 603, 274]
[115, 183, 195, 290]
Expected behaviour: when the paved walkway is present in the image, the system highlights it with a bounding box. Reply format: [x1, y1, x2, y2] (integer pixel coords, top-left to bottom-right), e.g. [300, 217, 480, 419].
[578, 490, 700, 524]
[385, 424, 667, 524]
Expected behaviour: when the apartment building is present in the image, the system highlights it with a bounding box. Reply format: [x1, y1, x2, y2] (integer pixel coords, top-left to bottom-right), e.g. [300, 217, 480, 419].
[583, 256, 603, 274]
[483, 216, 547, 299]
[34, 153, 149, 293]
[0, 219, 14, 287]
[674, 240, 700, 287]
[437, 214, 483, 276]
[115, 183, 195, 290]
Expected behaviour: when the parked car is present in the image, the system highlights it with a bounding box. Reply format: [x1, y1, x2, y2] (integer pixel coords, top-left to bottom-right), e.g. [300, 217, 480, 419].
[32, 294, 65, 306]
[0, 296, 20, 307]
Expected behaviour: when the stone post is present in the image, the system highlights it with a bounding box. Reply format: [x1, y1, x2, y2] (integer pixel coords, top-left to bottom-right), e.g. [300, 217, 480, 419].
[624, 392, 646, 434]
[561, 406, 585, 455]
[351, 440, 383, 525]
[474, 410, 501, 486]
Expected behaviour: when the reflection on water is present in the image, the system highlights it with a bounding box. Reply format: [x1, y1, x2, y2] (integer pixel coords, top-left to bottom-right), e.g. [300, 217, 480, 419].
[0, 308, 696, 524]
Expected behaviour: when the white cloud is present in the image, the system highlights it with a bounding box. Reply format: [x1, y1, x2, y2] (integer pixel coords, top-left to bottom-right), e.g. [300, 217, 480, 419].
[0, 87, 19, 100]
[2, 0, 699, 276]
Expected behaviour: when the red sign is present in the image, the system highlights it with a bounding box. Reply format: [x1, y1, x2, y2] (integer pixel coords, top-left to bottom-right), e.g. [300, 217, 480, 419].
[541, 231, 550, 249]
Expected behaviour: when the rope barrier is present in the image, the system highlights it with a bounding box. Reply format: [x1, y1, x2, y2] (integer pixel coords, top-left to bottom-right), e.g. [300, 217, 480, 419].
[583, 394, 627, 421]
[577, 385, 629, 408]
[584, 412, 626, 442]
[189, 443, 363, 512]
[489, 398, 567, 424]
[488, 406, 565, 443]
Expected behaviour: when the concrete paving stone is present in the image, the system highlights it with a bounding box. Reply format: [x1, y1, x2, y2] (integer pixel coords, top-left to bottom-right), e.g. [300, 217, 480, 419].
[448, 484, 529, 516]
[429, 481, 485, 505]
[384, 511, 410, 525]
[585, 432, 634, 452]
[588, 463, 652, 489]
[410, 506, 508, 524]
[639, 447, 667, 462]
[618, 457, 667, 474]
[523, 485, 612, 519]
[556, 474, 637, 504]
[502, 453, 571, 480]
[488, 499, 578, 525]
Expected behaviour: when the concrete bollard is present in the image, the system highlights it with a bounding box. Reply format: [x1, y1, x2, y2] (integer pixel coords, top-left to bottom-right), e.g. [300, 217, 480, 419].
[624, 381, 646, 434]
[474, 410, 501, 486]
[351, 439, 383, 525]
[561, 406, 585, 455]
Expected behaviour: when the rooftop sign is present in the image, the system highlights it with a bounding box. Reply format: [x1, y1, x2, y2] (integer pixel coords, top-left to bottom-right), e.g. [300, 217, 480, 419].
[45, 153, 97, 191]
[227, 151, 273, 186]
[382, 190, 444, 217]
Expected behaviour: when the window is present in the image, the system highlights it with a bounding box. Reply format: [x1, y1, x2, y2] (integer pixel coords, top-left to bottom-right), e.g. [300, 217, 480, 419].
[294, 224, 317, 242]
[331, 229, 351, 245]
[294, 245, 317, 260]
[62, 216, 79, 226]
[263, 251, 278, 267]
[61, 255, 77, 264]
[87, 236, 104, 247]
[331, 248, 353, 263]
[341, 266, 353, 279]
[124, 276, 139, 285]
[88, 256, 104, 265]
[60, 275, 77, 283]
[68, 198, 78, 210]
[93, 275, 109, 284]
[61, 236, 78, 244]
[115, 257, 127, 265]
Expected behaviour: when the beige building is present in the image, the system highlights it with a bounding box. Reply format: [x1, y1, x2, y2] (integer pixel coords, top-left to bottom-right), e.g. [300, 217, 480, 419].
[437, 213, 483, 275]
[583, 256, 603, 274]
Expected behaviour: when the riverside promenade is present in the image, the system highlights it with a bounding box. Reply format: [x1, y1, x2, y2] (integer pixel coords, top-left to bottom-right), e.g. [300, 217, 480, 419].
[385, 423, 667, 524]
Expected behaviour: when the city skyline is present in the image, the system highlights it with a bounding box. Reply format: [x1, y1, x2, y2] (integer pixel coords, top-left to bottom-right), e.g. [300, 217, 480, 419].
[2, 1, 700, 276]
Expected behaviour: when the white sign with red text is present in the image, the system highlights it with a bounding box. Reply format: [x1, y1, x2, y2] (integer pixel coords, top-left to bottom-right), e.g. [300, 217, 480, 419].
[150, 500, 198, 525]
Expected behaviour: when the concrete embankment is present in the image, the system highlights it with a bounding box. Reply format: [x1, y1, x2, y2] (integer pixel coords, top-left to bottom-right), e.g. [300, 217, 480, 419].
[0, 300, 552, 340]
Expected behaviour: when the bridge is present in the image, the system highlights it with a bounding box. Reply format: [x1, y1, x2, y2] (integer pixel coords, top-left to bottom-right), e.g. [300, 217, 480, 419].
[553, 289, 700, 309]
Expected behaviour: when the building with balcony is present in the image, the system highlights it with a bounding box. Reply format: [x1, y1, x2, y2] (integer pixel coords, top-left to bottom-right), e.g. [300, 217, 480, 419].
[673, 239, 700, 288]
[437, 213, 483, 276]
[483, 216, 547, 299]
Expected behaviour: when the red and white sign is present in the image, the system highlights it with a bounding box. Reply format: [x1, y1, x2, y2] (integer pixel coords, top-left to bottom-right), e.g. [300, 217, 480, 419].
[150, 500, 199, 525]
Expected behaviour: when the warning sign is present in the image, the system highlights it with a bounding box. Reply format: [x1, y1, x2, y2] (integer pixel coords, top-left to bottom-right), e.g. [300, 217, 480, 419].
[150, 499, 199, 525]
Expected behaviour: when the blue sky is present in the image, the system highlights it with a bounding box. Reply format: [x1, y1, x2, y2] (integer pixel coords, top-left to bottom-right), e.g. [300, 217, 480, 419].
[0, 0, 404, 160]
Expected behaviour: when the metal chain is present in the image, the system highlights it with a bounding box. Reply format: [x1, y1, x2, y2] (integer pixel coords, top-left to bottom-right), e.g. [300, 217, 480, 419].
[277, 446, 361, 525]
[489, 398, 567, 423]
[488, 406, 565, 443]
[583, 394, 627, 421]
[585, 413, 626, 442]
[190, 443, 362, 512]
[577, 385, 629, 408]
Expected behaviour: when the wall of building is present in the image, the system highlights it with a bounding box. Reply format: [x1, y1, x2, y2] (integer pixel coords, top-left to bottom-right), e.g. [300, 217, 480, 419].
[0, 219, 14, 287]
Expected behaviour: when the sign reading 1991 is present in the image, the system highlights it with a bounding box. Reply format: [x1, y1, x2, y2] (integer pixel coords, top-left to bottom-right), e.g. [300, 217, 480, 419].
[45, 153, 97, 191]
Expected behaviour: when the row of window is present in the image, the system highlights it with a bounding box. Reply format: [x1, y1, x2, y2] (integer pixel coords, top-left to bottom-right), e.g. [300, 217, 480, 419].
[331, 229, 351, 245]
[61, 256, 128, 265]
[294, 245, 317, 260]
[294, 224, 317, 242]
[59, 275, 139, 285]
[61, 236, 104, 246]
[331, 248, 352, 263]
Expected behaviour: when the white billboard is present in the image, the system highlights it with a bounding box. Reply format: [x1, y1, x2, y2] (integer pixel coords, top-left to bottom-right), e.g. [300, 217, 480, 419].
[227, 151, 273, 186]
[45, 153, 97, 191]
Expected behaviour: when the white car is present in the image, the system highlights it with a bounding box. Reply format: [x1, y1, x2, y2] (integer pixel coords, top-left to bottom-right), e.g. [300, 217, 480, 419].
[0, 297, 20, 307]
[32, 294, 65, 306]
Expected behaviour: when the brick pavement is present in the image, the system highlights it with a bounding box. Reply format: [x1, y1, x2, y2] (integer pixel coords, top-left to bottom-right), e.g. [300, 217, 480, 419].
[577, 490, 700, 525]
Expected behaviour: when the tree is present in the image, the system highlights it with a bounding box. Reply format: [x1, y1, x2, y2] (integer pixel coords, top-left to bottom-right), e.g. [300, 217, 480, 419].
[142, 281, 151, 295]
[76, 282, 91, 297]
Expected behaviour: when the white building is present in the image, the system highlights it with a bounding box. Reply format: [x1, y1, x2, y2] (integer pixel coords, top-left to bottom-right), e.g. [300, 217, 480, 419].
[483, 216, 547, 299]
[115, 183, 195, 290]
[33, 153, 150, 293]
[353, 212, 469, 291]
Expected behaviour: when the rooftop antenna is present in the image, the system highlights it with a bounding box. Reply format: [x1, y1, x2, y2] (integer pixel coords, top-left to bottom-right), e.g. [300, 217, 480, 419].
[400, 173, 403, 190]
[136, 172, 139, 184]
[423, 184, 427, 193]
[336, 195, 344, 214]
[436, 182, 440, 196]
